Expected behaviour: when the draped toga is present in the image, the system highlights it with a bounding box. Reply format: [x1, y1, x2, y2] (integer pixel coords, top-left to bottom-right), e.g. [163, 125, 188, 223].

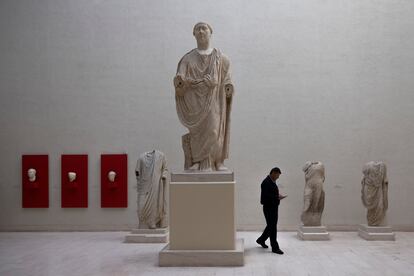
[301, 162, 325, 226]
[361, 162, 388, 226]
[135, 150, 168, 228]
[175, 48, 233, 169]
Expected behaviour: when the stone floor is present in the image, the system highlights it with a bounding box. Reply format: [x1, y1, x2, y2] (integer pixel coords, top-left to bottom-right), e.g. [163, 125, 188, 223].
[0, 231, 413, 276]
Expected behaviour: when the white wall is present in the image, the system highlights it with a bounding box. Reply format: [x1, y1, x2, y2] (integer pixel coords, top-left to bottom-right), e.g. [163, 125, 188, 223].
[1, 0, 413, 231]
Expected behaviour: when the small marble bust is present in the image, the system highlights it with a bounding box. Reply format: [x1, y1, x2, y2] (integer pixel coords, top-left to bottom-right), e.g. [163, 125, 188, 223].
[108, 171, 116, 182]
[28, 168, 36, 182]
[68, 172, 77, 182]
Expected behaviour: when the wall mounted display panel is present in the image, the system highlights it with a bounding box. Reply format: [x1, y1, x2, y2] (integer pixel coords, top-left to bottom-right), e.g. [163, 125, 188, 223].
[101, 154, 127, 208]
[22, 155, 49, 208]
[61, 154, 88, 208]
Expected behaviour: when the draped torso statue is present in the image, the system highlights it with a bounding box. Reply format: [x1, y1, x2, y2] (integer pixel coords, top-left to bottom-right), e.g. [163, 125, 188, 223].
[361, 161, 388, 226]
[135, 150, 168, 229]
[301, 161, 325, 226]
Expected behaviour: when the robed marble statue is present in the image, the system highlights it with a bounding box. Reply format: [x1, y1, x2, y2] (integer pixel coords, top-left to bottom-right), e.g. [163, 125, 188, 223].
[361, 161, 388, 226]
[135, 150, 168, 229]
[174, 22, 234, 172]
[301, 161, 326, 226]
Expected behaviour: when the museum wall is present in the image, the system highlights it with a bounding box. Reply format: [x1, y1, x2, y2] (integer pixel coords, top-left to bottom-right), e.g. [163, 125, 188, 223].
[1, 0, 413, 231]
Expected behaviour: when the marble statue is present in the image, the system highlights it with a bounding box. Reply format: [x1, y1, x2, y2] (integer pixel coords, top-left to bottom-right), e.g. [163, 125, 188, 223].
[301, 161, 325, 226]
[68, 172, 77, 182]
[174, 22, 234, 172]
[361, 161, 388, 226]
[28, 168, 36, 182]
[135, 150, 168, 229]
[108, 171, 116, 182]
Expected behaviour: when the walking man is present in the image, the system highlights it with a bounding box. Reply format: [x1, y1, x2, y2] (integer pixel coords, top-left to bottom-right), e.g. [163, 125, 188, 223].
[256, 167, 287, 254]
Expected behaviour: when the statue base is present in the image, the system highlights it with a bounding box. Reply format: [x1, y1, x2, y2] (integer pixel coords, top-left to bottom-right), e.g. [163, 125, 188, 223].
[297, 225, 330, 240]
[124, 228, 168, 243]
[158, 171, 244, 266]
[159, 238, 244, 267]
[358, 224, 396, 241]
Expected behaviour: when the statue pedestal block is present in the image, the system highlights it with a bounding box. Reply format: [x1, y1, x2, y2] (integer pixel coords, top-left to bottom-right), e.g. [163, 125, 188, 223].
[159, 171, 244, 266]
[124, 228, 168, 243]
[297, 225, 330, 240]
[159, 238, 244, 267]
[358, 224, 396, 241]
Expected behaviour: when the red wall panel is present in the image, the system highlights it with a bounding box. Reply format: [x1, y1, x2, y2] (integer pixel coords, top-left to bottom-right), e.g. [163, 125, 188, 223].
[61, 154, 88, 208]
[101, 154, 127, 208]
[22, 155, 49, 208]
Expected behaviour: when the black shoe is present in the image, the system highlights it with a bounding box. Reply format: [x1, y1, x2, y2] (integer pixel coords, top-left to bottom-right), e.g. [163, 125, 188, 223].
[256, 239, 268, 248]
[272, 248, 284, 255]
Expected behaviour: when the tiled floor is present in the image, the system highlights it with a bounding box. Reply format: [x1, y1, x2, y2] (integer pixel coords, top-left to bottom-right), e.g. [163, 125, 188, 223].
[0, 231, 413, 276]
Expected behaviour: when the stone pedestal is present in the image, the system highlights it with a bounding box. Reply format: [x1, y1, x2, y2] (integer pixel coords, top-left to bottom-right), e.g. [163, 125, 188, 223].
[297, 225, 330, 240]
[159, 171, 244, 266]
[124, 228, 168, 243]
[358, 224, 396, 241]
[159, 238, 244, 267]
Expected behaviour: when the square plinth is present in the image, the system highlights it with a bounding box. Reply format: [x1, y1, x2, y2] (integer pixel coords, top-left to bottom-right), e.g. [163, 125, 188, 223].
[169, 172, 236, 250]
[124, 228, 169, 243]
[358, 224, 396, 241]
[159, 238, 244, 267]
[297, 225, 330, 240]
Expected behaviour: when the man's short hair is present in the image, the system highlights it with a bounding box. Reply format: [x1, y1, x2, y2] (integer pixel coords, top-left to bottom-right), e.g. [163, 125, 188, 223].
[270, 167, 281, 174]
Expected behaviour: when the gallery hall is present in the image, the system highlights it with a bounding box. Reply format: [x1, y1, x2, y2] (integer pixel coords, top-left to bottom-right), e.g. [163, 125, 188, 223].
[1, 0, 413, 275]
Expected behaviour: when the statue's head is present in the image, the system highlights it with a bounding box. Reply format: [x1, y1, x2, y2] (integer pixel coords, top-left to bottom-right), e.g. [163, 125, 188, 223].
[68, 172, 77, 182]
[28, 168, 36, 182]
[108, 171, 116, 182]
[193, 22, 213, 44]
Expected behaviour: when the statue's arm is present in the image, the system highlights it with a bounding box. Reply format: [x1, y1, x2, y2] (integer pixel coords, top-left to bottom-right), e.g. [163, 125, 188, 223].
[173, 75, 187, 96]
[221, 55, 234, 98]
[161, 156, 169, 182]
[135, 160, 141, 181]
[383, 176, 389, 210]
[302, 186, 312, 212]
[174, 56, 192, 96]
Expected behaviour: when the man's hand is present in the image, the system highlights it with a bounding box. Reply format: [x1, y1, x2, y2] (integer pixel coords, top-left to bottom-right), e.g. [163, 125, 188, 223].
[279, 194, 287, 200]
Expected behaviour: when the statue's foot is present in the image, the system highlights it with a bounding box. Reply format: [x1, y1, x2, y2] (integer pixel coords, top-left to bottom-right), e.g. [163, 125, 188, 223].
[200, 167, 213, 172]
[148, 224, 156, 229]
[188, 163, 200, 171]
[216, 163, 228, 171]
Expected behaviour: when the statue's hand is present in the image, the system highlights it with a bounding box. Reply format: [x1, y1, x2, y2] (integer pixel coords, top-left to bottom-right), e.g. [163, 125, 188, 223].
[225, 84, 234, 98]
[203, 74, 217, 88]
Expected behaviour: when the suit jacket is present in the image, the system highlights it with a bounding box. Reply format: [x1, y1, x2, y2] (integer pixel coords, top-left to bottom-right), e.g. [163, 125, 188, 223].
[260, 175, 280, 206]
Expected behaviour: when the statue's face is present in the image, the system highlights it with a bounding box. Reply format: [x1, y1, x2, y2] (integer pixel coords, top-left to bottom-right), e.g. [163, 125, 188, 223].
[68, 172, 77, 182]
[108, 171, 116, 182]
[28, 168, 36, 181]
[194, 23, 211, 44]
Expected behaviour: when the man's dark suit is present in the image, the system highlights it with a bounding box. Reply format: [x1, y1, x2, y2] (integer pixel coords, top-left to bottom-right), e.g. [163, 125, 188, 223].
[257, 175, 280, 250]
